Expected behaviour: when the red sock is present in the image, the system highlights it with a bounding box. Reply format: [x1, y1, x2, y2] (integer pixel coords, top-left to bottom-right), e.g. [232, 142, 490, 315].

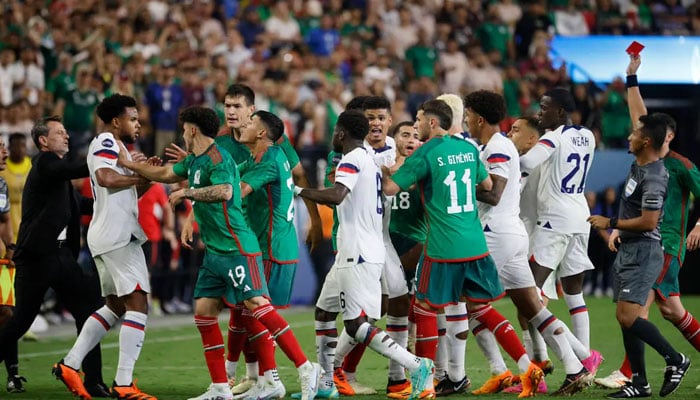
[620, 354, 632, 378]
[243, 312, 276, 374]
[227, 307, 246, 362]
[472, 305, 526, 363]
[408, 295, 416, 324]
[195, 315, 227, 384]
[253, 304, 308, 367]
[342, 343, 367, 373]
[413, 303, 438, 360]
[675, 310, 700, 351]
[243, 331, 258, 363]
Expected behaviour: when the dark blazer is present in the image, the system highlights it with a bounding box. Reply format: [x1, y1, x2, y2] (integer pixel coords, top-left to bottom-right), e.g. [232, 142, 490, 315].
[14, 152, 90, 260]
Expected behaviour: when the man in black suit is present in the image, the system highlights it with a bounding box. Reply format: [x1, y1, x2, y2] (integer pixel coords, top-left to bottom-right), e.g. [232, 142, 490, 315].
[0, 116, 109, 396]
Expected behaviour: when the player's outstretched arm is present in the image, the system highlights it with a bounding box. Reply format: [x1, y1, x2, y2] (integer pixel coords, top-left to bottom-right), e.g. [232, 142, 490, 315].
[297, 182, 350, 206]
[626, 54, 647, 126]
[117, 143, 182, 184]
[520, 144, 553, 174]
[292, 163, 324, 251]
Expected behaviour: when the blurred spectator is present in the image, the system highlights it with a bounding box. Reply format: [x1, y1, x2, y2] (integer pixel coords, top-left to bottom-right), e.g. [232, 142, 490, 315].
[463, 46, 503, 94]
[494, 0, 524, 30]
[598, 76, 631, 148]
[554, 0, 591, 36]
[404, 29, 438, 81]
[1, 100, 33, 145]
[0, 133, 31, 243]
[363, 48, 398, 101]
[651, 0, 691, 35]
[438, 37, 469, 95]
[514, 0, 554, 60]
[385, 6, 418, 59]
[14, 45, 44, 107]
[477, 5, 515, 64]
[144, 59, 184, 156]
[265, 1, 301, 46]
[306, 15, 340, 57]
[622, 0, 655, 33]
[595, 0, 629, 34]
[238, 6, 266, 48]
[0, 48, 20, 107]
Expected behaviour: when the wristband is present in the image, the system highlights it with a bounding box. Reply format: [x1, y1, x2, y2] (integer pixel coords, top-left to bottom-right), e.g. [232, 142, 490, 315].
[609, 217, 618, 229]
[293, 186, 304, 196]
[626, 75, 638, 88]
[6, 244, 16, 251]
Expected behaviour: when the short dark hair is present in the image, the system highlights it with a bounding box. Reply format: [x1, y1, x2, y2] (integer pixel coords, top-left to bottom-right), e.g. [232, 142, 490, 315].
[517, 115, 543, 136]
[252, 110, 284, 142]
[419, 100, 452, 130]
[225, 84, 255, 105]
[650, 112, 676, 134]
[345, 96, 370, 111]
[31, 116, 62, 149]
[362, 96, 391, 111]
[96, 94, 137, 124]
[8, 132, 26, 145]
[179, 106, 221, 139]
[463, 90, 507, 125]
[638, 114, 668, 151]
[389, 121, 414, 138]
[544, 88, 576, 113]
[336, 110, 369, 140]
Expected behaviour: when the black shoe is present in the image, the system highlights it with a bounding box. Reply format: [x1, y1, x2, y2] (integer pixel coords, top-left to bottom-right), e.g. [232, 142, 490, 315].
[435, 375, 470, 397]
[6, 375, 26, 393]
[85, 381, 111, 398]
[607, 382, 652, 398]
[552, 368, 591, 396]
[660, 353, 691, 397]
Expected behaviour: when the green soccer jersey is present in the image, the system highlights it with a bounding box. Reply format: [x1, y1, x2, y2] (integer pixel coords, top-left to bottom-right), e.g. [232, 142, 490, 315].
[389, 186, 426, 244]
[215, 134, 253, 174]
[241, 145, 299, 263]
[392, 135, 489, 261]
[173, 144, 261, 256]
[276, 134, 301, 169]
[661, 151, 700, 263]
[325, 150, 341, 251]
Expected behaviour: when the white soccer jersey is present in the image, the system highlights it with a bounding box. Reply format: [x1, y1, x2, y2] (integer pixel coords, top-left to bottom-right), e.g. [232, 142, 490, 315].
[478, 133, 525, 236]
[364, 136, 396, 169]
[521, 125, 595, 234]
[519, 164, 541, 238]
[334, 147, 385, 267]
[86, 132, 147, 256]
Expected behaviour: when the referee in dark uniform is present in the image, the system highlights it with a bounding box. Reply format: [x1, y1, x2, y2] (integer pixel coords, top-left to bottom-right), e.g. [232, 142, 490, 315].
[0, 116, 109, 396]
[589, 113, 690, 398]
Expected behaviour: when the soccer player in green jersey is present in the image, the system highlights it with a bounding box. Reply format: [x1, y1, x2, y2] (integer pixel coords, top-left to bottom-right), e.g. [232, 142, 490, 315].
[117, 106, 321, 400]
[594, 53, 700, 392]
[383, 99, 505, 398]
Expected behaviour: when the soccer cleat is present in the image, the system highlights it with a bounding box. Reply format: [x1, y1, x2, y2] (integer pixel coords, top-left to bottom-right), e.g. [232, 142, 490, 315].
[518, 363, 544, 398]
[533, 359, 554, 375]
[660, 353, 690, 397]
[85, 382, 111, 398]
[387, 379, 412, 399]
[231, 377, 257, 394]
[434, 375, 469, 397]
[432, 371, 447, 389]
[332, 368, 376, 395]
[7, 375, 27, 393]
[582, 349, 604, 378]
[188, 383, 234, 400]
[471, 370, 513, 395]
[607, 382, 652, 398]
[409, 358, 434, 400]
[110, 381, 157, 399]
[595, 370, 632, 389]
[552, 368, 592, 396]
[52, 360, 92, 400]
[502, 378, 548, 394]
[298, 362, 321, 400]
[234, 379, 286, 400]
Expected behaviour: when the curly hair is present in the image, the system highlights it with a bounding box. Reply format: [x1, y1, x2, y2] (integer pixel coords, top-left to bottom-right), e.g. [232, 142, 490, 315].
[336, 110, 369, 140]
[463, 90, 506, 125]
[179, 106, 220, 139]
[96, 94, 137, 124]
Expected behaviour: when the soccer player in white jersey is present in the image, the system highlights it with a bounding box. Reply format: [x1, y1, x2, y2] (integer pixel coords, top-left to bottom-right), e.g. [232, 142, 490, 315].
[466, 90, 598, 396]
[519, 88, 598, 366]
[296, 110, 434, 400]
[53, 94, 156, 400]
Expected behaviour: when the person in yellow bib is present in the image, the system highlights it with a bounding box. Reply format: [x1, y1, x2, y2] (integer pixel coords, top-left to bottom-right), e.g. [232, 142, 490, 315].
[0, 133, 32, 243]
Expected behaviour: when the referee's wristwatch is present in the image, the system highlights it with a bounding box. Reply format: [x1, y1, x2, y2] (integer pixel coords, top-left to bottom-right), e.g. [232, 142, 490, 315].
[608, 217, 618, 229]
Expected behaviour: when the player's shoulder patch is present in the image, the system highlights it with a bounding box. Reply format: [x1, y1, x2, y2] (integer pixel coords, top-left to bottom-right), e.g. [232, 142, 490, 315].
[101, 138, 114, 148]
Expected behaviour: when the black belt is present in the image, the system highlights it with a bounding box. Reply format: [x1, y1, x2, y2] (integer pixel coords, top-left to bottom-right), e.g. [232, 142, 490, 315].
[57, 240, 68, 248]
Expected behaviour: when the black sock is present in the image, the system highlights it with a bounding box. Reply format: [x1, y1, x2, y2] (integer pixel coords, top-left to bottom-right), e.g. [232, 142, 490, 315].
[6, 364, 18, 377]
[628, 317, 682, 365]
[622, 327, 647, 386]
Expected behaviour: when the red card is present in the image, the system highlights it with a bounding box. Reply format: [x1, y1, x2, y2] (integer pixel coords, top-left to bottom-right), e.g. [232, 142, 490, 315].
[626, 41, 645, 56]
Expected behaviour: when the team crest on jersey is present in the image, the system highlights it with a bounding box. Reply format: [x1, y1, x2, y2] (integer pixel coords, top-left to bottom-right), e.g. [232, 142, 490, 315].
[624, 178, 637, 197]
[193, 170, 201, 185]
[102, 138, 114, 148]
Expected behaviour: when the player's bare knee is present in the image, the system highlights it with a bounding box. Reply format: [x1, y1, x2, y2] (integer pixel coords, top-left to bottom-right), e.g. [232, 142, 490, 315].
[561, 274, 584, 295]
[315, 307, 337, 322]
[344, 319, 362, 338]
[455, 330, 469, 340]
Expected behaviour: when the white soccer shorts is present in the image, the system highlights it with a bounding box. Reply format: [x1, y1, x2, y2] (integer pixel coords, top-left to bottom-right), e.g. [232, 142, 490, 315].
[531, 228, 594, 278]
[316, 261, 382, 320]
[485, 231, 536, 290]
[381, 235, 409, 299]
[94, 241, 151, 297]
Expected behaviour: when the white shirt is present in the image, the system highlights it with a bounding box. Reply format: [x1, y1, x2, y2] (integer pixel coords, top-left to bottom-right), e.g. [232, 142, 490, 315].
[519, 163, 541, 237]
[334, 147, 385, 267]
[86, 132, 146, 255]
[521, 125, 595, 234]
[478, 133, 526, 236]
[364, 136, 397, 232]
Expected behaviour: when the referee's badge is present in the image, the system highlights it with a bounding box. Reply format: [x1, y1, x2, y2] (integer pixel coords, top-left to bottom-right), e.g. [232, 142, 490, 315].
[624, 178, 637, 197]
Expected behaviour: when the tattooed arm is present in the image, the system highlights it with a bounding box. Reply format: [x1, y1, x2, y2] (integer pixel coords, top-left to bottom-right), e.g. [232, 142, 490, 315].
[169, 184, 233, 209]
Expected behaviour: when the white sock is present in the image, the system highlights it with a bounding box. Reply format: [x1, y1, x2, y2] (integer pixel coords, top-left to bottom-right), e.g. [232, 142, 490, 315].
[444, 303, 468, 380]
[65, 306, 119, 370]
[115, 311, 147, 386]
[225, 360, 237, 379]
[522, 330, 533, 358]
[334, 328, 356, 370]
[528, 324, 550, 361]
[386, 315, 409, 381]
[435, 313, 447, 378]
[315, 320, 337, 377]
[564, 293, 590, 349]
[246, 362, 258, 380]
[530, 308, 583, 375]
[353, 322, 421, 372]
[469, 317, 507, 375]
[263, 368, 281, 384]
[564, 325, 591, 360]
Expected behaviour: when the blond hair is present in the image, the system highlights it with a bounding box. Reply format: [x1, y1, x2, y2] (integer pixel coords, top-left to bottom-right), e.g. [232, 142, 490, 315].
[436, 93, 464, 132]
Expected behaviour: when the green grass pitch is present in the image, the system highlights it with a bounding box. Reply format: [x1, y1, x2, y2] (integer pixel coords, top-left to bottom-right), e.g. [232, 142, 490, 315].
[13, 296, 700, 399]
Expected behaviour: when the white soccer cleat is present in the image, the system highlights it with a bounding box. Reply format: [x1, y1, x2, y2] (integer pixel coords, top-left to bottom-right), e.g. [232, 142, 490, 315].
[299, 362, 322, 400]
[231, 377, 257, 394]
[594, 370, 631, 389]
[233, 379, 286, 400]
[189, 383, 234, 400]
